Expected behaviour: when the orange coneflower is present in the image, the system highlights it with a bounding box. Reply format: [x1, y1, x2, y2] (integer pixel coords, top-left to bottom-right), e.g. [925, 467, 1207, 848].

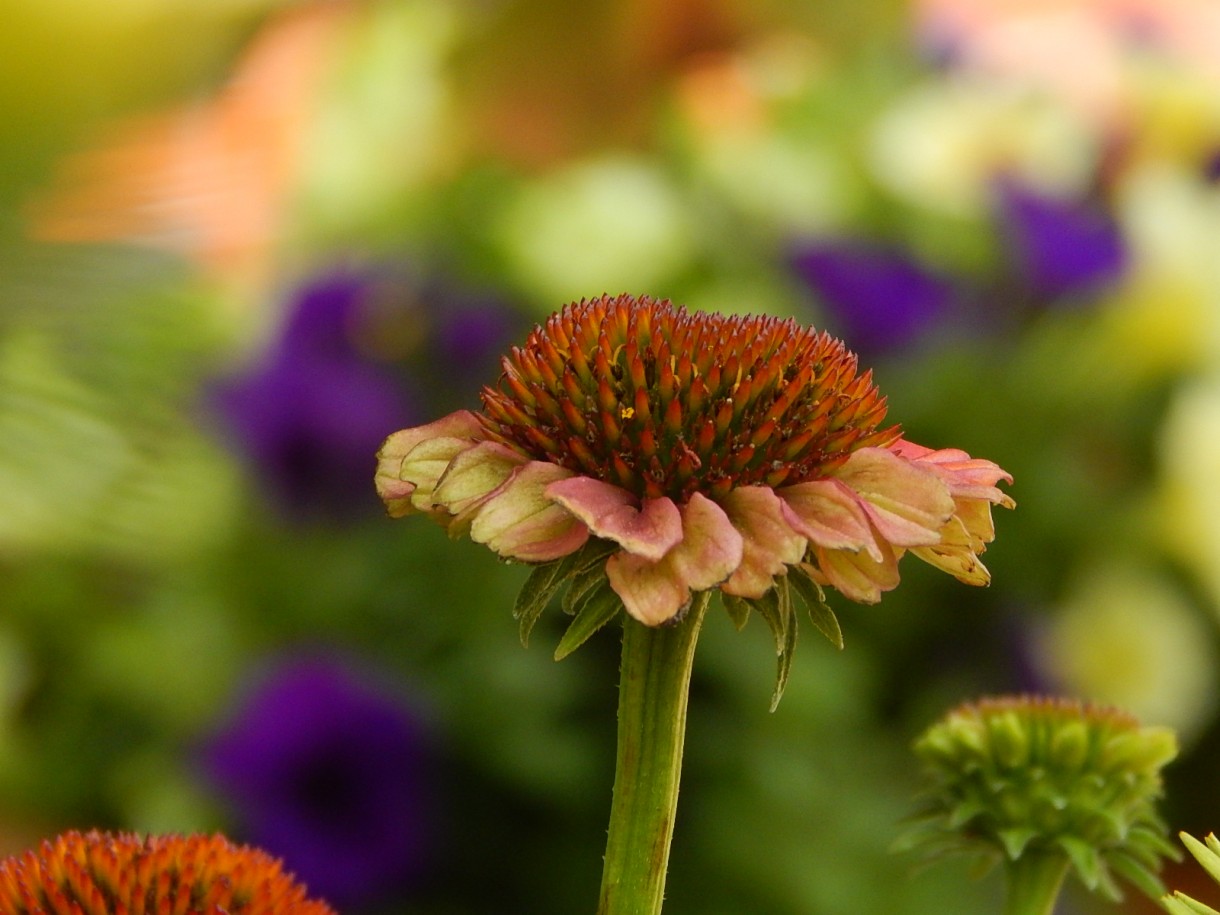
[0, 830, 336, 915]
[27, 2, 353, 294]
[376, 294, 1013, 679]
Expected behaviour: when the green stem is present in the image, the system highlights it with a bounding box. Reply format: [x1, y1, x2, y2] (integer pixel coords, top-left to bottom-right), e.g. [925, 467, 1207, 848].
[1003, 853, 1070, 915]
[597, 593, 709, 915]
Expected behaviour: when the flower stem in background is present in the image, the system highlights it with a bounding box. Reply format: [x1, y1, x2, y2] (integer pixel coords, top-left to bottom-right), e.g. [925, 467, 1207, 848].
[598, 593, 709, 915]
[1003, 852, 1070, 915]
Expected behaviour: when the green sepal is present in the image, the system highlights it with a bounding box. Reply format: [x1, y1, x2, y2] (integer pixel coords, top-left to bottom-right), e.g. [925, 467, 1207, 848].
[721, 593, 752, 631]
[752, 581, 798, 712]
[554, 580, 622, 660]
[788, 569, 843, 649]
[1058, 835, 1105, 893]
[561, 561, 608, 615]
[997, 826, 1037, 860]
[512, 539, 616, 647]
[1106, 848, 1168, 901]
[514, 559, 570, 648]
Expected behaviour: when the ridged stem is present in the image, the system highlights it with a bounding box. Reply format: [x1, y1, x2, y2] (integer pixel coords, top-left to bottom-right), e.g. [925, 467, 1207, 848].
[596, 593, 709, 915]
[1003, 852, 1070, 915]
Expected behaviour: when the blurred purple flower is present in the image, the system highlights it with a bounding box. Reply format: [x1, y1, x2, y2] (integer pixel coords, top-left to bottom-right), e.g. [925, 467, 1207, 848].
[212, 271, 416, 520]
[1203, 149, 1220, 184]
[203, 654, 434, 908]
[995, 181, 1126, 301]
[789, 239, 955, 355]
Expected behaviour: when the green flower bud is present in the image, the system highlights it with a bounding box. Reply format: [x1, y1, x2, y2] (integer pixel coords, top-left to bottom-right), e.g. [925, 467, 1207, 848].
[897, 695, 1180, 903]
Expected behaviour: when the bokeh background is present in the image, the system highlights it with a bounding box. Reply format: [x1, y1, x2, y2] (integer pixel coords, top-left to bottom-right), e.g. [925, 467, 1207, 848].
[2, 0, 1220, 911]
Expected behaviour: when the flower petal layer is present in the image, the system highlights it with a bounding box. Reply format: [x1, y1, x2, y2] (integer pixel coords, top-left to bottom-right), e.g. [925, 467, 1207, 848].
[470, 462, 590, 561]
[893, 440, 1016, 507]
[606, 493, 744, 625]
[376, 411, 484, 517]
[831, 446, 954, 546]
[810, 537, 900, 604]
[432, 440, 529, 533]
[778, 479, 879, 557]
[545, 476, 682, 561]
[720, 485, 808, 598]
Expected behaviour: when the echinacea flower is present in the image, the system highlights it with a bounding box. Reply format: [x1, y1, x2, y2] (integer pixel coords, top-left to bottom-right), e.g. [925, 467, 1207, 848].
[0, 830, 335, 915]
[899, 695, 1180, 905]
[203, 655, 432, 908]
[377, 293, 1012, 696]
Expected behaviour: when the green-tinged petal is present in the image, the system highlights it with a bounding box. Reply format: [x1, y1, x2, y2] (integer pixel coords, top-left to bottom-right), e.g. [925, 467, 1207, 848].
[432, 440, 528, 516]
[720, 485, 807, 598]
[832, 446, 954, 547]
[606, 493, 744, 625]
[470, 462, 590, 561]
[400, 437, 482, 515]
[375, 410, 484, 516]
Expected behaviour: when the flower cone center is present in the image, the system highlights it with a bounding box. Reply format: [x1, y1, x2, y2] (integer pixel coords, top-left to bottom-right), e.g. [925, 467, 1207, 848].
[480, 294, 899, 501]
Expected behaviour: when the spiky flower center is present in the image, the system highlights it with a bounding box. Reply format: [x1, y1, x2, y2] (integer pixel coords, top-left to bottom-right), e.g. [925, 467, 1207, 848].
[480, 294, 899, 501]
[0, 831, 336, 915]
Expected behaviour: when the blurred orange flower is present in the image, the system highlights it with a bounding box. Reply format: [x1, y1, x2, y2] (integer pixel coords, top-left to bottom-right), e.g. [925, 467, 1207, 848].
[27, 1, 353, 293]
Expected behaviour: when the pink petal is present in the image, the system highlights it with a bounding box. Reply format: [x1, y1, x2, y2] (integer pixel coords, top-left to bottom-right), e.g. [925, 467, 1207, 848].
[832, 447, 955, 548]
[375, 411, 485, 517]
[545, 476, 682, 561]
[720, 486, 808, 598]
[892, 439, 1015, 507]
[778, 479, 879, 558]
[603, 555, 689, 627]
[470, 462, 590, 561]
[812, 539, 900, 605]
[606, 493, 744, 625]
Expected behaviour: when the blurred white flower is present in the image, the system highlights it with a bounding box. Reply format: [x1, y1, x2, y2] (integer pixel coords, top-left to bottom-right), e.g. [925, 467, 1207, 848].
[1035, 562, 1217, 743]
[1159, 374, 1220, 613]
[867, 77, 1096, 217]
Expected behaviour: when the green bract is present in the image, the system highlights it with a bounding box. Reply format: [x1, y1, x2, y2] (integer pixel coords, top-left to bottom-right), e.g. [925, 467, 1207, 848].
[898, 695, 1180, 902]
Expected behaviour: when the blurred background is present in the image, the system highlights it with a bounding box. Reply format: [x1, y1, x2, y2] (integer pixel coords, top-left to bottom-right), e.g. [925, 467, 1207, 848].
[2, 0, 1219, 911]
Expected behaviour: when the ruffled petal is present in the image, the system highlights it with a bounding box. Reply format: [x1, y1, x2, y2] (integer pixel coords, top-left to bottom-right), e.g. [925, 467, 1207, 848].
[545, 476, 682, 561]
[470, 462, 590, 561]
[891, 439, 1015, 507]
[606, 493, 744, 625]
[375, 411, 485, 517]
[720, 485, 808, 598]
[831, 447, 954, 547]
[778, 479, 879, 558]
[810, 537, 900, 605]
